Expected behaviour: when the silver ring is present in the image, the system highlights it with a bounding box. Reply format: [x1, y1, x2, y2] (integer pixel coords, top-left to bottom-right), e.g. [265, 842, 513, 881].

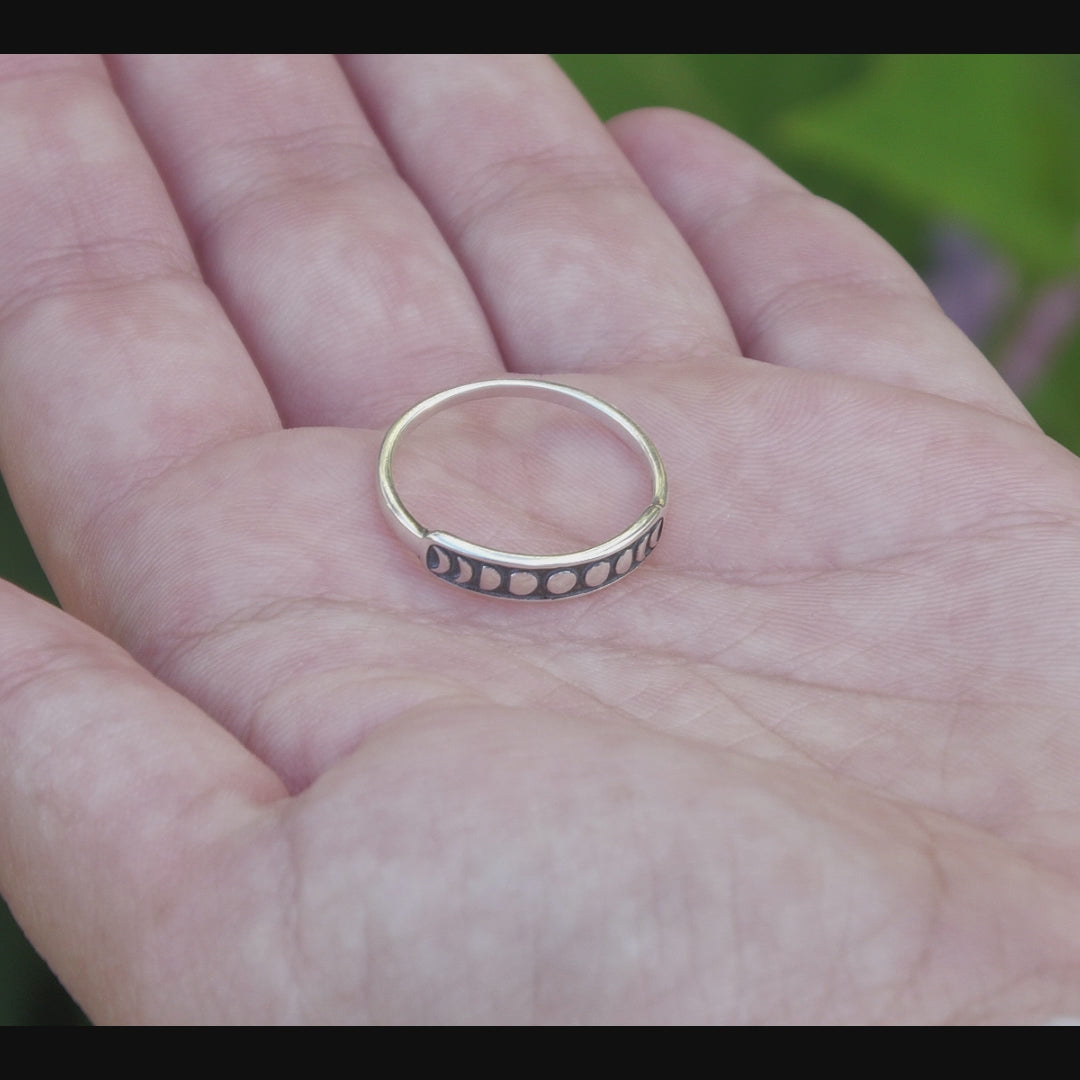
[378, 379, 667, 600]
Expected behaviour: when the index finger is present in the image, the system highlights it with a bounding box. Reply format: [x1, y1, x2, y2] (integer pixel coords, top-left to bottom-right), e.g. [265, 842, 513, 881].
[0, 55, 279, 612]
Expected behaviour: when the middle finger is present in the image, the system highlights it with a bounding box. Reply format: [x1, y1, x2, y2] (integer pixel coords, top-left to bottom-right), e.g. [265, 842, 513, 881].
[342, 54, 740, 375]
[107, 53, 503, 429]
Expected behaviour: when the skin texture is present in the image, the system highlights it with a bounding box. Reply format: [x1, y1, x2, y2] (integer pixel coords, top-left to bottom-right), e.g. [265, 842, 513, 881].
[1, 54, 1080, 1024]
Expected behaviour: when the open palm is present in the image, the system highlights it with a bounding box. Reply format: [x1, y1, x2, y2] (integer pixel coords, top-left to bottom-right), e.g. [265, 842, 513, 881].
[2, 55, 1079, 1024]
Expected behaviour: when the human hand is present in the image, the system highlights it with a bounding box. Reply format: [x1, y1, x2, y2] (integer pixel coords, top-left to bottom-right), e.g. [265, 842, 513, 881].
[2, 54, 1079, 1024]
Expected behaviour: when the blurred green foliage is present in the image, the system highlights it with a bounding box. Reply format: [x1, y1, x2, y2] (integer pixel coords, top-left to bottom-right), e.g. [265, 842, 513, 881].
[2, 53, 1079, 1025]
[780, 54, 1080, 278]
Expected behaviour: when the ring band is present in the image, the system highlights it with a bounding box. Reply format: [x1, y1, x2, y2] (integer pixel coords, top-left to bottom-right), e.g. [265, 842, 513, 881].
[378, 379, 667, 600]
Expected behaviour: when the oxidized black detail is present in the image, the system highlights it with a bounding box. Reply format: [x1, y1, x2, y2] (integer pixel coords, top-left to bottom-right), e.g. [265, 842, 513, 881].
[424, 517, 664, 600]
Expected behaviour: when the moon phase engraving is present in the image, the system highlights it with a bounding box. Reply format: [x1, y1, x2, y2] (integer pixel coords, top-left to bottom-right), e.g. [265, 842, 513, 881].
[584, 561, 611, 588]
[427, 546, 451, 574]
[478, 565, 502, 591]
[545, 570, 578, 595]
[509, 571, 539, 596]
[423, 518, 663, 600]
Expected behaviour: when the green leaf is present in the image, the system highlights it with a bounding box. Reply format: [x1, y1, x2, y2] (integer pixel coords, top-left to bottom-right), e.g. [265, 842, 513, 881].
[779, 54, 1080, 278]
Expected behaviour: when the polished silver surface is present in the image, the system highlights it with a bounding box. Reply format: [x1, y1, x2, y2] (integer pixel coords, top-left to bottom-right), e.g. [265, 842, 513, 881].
[378, 379, 667, 600]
